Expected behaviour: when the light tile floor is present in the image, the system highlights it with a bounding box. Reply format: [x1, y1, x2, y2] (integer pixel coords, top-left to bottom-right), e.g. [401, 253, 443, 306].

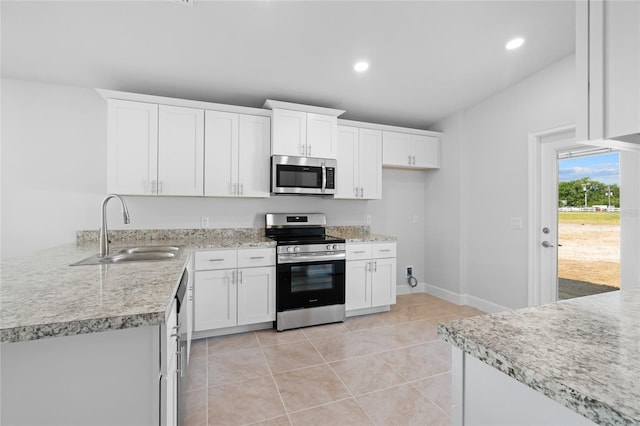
[184, 293, 485, 426]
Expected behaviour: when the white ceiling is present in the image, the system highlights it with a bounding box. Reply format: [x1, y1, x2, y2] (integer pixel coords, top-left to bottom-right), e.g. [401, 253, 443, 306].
[1, 0, 576, 129]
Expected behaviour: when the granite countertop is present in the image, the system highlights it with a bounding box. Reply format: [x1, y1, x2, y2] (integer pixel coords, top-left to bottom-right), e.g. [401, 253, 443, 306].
[438, 290, 640, 425]
[1, 226, 396, 344]
[327, 227, 397, 243]
[1, 234, 276, 344]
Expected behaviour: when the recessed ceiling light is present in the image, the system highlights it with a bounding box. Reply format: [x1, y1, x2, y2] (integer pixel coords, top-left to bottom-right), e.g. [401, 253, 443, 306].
[505, 37, 525, 50]
[354, 61, 369, 72]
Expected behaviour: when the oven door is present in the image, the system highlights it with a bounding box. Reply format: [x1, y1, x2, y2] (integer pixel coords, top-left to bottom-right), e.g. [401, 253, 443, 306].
[276, 258, 345, 311]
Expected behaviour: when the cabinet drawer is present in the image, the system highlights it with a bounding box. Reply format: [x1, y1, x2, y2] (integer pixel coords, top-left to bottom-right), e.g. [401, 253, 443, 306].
[346, 243, 372, 260]
[237, 248, 275, 268]
[372, 243, 396, 258]
[194, 250, 237, 270]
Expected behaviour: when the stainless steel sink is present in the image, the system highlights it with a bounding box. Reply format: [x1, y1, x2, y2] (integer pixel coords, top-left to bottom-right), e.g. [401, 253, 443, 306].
[71, 246, 183, 266]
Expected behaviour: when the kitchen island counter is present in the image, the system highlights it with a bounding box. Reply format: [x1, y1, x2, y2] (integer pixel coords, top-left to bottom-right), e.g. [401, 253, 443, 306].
[1, 235, 275, 343]
[438, 290, 640, 425]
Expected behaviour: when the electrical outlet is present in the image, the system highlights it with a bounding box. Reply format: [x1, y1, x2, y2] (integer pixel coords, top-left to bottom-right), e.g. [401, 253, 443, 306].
[406, 265, 413, 278]
[366, 215, 372, 224]
[200, 216, 209, 228]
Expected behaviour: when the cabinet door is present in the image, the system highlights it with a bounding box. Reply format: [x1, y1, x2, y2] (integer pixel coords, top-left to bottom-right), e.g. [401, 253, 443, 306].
[107, 99, 158, 195]
[307, 113, 337, 159]
[336, 126, 359, 199]
[604, 0, 640, 140]
[272, 109, 306, 156]
[238, 115, 271, 197]
[237, 266, 275, 325]
[371, 257, 396, 307]
[412, 135, 440, 168]
[382, 131, 412, 167]
[194, 269, 237, 330]
[345, 260, 371, 311]
[358, 128, 382, 199]
[165, 351, 177, 426]
[204, 110, 238, 197]
[158, 105, 204, 196]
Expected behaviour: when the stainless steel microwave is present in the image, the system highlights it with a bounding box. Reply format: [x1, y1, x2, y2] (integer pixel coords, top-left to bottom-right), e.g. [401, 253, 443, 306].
[271, 155, 336, 196]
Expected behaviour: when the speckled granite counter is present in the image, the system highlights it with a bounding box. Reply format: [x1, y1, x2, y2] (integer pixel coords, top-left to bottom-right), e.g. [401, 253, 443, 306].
[327, 226, 397, 243]
[1, 232, 275, 343]
[438, 290, 640, 425]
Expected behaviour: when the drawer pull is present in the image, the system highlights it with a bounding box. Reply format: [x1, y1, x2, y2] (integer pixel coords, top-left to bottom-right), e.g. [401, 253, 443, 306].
[378, 249, 391, 252]
[208, 258, 225, 262]
[353, 250, 367, 254]
[250, 256, 265, 260]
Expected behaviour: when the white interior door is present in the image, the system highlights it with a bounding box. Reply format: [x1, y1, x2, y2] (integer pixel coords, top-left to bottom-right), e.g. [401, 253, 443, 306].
[529, 126, 576, 306]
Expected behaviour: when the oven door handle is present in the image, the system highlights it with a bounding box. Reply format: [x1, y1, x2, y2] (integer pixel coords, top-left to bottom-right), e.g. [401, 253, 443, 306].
[321, 163, 326, 193]
[278, 252, 346, 264]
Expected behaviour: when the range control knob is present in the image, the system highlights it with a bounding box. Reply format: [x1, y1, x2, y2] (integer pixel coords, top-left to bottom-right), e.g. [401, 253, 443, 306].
[294, 246, 301, 252]
[326, 244, 333, 250]
[332, 244, 339, 250]
[287, 246, 294, 253]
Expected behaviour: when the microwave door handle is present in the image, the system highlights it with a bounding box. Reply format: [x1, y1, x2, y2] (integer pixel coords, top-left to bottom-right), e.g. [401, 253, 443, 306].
[321, 163, 326, 193]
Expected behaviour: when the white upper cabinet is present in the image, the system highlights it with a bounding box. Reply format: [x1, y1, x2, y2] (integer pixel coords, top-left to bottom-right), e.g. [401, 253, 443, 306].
[577, 0, 640, 146]
[306, 113, 338, 158]
[264, 100, 344, 159]
[158, 105, 204, 196]
[204, 111, 238, 197]
[382, 131, 440, 169]
[107, 99, 158, 195]
[204, 111, 270, 197]
[107, 100, 204, 196]
[271, 109, 307, 157]
[336, 126, 382, 199]
[237, 115, 271, 197]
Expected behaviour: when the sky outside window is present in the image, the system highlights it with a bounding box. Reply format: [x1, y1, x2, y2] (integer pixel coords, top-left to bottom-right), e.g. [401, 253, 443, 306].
[558, 152, 620, 185]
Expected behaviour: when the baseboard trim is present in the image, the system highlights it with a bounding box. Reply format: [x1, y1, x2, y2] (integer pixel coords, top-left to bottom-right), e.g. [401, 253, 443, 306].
[396, 282, 428, 295]
[399, 283, 511, 313]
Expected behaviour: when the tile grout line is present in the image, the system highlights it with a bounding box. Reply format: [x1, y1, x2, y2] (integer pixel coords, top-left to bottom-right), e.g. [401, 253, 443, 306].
[256, 331, 292, 425]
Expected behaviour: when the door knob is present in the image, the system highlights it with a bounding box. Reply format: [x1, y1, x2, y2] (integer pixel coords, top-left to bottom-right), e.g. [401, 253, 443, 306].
[541, 241, 555, 248]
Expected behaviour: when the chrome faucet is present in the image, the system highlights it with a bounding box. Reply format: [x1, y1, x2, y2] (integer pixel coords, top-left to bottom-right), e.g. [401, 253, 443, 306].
[99, 194, 130, 257]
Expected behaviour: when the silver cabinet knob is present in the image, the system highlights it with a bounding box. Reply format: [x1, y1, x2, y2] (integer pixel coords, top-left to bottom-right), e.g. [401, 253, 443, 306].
[541, 241, 555, 248]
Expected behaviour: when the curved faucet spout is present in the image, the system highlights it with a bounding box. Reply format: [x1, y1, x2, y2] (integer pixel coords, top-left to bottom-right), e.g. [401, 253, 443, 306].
[99, 194, 131, 257]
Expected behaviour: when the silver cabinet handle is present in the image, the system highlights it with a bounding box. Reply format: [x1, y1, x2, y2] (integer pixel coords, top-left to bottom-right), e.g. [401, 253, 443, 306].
[367, 261, 372, 272]
[354, 187, 358, 197]
[360, 187, 364, 198]
[408, 155, 412, 165]
[208, 258, 225, 262]
[238, 270, 243, 284]
[413, 156, 416, 165]
[250, 256, 265, 259]
[379, 249, 391, 252]
[373, 260, 377, 272]
[542, 241, 555, 248]
[231, 270, 236, 285]
[301, 144, 306, 156]
[353, 250, 366, 254]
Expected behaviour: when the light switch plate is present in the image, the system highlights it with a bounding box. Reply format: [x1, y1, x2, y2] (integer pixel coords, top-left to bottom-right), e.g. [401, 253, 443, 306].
[510, 217, 523, 229]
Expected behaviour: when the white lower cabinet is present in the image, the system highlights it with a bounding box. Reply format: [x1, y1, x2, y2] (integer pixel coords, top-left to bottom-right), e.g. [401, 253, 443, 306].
[194, 248, 275, 332]
[163, 299, 178, 426]
[345, 242, 397, 313]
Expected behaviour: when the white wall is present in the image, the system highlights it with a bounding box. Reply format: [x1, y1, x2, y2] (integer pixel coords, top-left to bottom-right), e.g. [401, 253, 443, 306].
[1, 78, 427, 291]
[428, 55, 577, 310]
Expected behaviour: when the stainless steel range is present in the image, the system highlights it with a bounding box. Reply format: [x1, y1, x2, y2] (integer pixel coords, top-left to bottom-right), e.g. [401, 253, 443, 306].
[265, 213, 346, 331]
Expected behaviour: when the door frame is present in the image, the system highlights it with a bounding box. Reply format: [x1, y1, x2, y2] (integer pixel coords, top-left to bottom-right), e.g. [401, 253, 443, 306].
[527, 124, 576, 307]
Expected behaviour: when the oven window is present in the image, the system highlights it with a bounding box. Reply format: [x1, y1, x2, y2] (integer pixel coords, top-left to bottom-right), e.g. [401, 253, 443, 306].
[291, 264, 335, 293]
